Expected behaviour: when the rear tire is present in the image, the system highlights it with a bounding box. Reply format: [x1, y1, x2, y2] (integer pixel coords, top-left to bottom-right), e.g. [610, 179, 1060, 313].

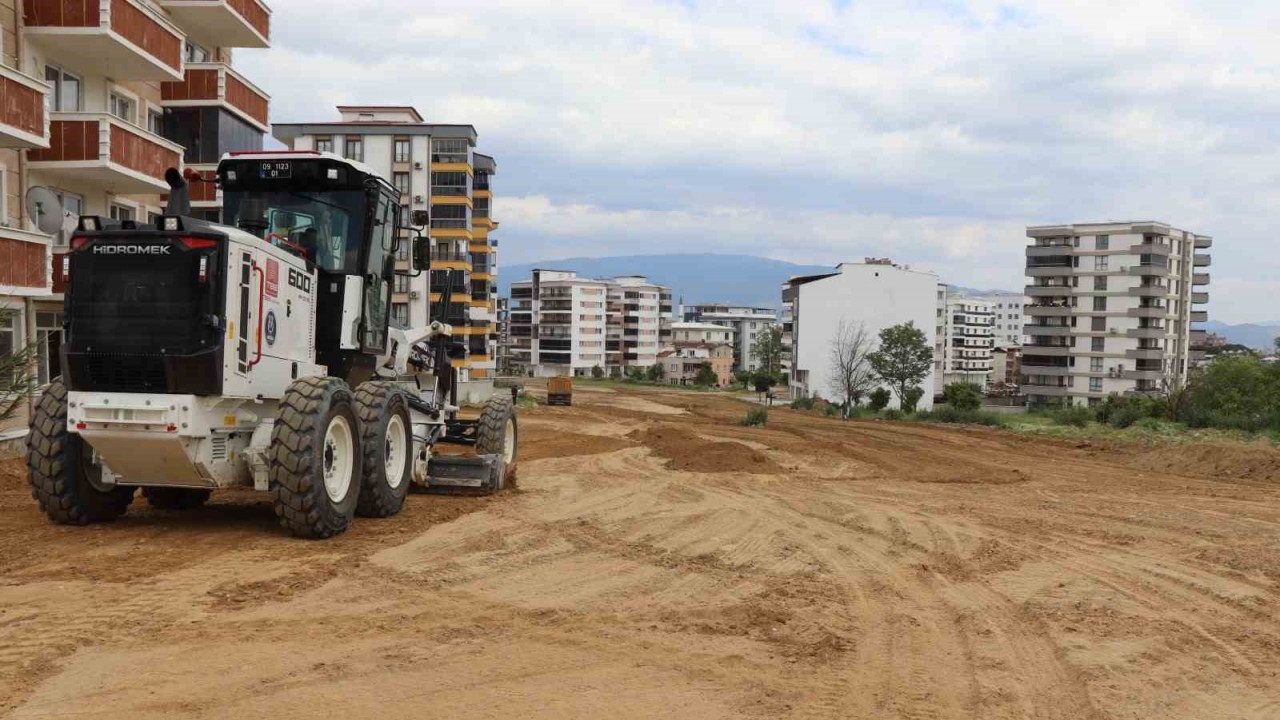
[143, 487, 211, 510]
[475, 394, 518, 489]
[354, 381, 412, 518]
[270, 377, 360, 539]
[26, 379, 135, 524]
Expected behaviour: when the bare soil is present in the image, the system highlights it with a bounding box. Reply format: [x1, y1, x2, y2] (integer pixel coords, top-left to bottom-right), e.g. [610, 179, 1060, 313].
[2, 388, 1279, 719]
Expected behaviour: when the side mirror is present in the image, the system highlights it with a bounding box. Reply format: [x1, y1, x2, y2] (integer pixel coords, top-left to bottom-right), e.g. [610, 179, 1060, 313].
[411, 209, 430, 227]
[412, 235, 431, 272]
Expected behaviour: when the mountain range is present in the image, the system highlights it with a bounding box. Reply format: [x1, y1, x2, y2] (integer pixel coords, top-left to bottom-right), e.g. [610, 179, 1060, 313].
[1202, 321, 1280, 349]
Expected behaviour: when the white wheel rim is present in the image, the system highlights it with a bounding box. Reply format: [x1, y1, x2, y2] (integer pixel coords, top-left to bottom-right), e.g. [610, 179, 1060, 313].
[503, 419, 516, 464]
[384, 414, 408, 490]
[322, 415, 355, 503]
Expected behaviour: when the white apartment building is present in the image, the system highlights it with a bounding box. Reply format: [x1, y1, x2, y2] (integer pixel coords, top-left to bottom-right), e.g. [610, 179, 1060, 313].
[783, 262, 939, 410]
[509, 271, 673, 377]
[968, 292, 1026, 347]
[1023, 221, 1211, 406]
[682, 304, 777, 371]
[671, 321, 735, 347]
[933, 286, 995, 394]
[274, 107, 501, 402]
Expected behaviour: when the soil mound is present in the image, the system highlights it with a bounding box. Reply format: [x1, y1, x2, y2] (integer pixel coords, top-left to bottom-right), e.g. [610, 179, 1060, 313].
[629, 425, 782, 474]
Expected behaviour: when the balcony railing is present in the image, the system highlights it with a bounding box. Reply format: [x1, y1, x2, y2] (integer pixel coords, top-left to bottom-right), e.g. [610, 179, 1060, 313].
[161, 62, 270, 131]
[24, 0, 184, 81]
[159, 0, 271, 49]
[0, 228, 53, 295]
[431, 219, 468, 229]
[0, 65, 51, 149]
[28, 112, 184, 193]
[1193, 254, 1211, 267]
[431, 185, 468, 197]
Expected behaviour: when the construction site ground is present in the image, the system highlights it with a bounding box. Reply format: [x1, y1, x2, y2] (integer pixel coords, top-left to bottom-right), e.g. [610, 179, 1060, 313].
[2, 385, 1279, 719]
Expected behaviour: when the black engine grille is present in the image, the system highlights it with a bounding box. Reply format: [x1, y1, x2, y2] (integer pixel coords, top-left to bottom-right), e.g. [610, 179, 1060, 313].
[82, 353, 168, 393]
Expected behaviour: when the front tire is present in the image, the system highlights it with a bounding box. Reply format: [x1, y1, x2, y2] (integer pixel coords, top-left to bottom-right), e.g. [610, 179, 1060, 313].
[143, 487, 212, 510]
[354, 382, 412, 518]
[475, 394, 518, 489]
[26, 379, 135, 525]
[270, 377, 360, 539]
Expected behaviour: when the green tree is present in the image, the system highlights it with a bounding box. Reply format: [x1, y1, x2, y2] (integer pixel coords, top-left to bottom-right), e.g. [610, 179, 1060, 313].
[694, 363, 719, 387]
[868, 322, 933, 408]
[646, 363, 665, 382]
[591, 365, 604, 379]
[868, 388, 891, 411]
[943, 382, 982, 411]
[752, 371, 774, 393]
[751, 325, 784, 374]
[902, 386, 925, 413]
[0, 340, 40, 425]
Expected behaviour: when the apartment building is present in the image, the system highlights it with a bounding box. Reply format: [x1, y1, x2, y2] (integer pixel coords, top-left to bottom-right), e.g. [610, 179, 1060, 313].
[968, 292, 1025, 347]
[509, 271, 672, 377]
[671, 321, 735, 347]
[933, 286, 995, 393]
[1023, 221, 1211, 406]
[660, 344, 734, 387]
[783, 262, 938, 410]
[273, 107, 501, 402]
[682, 303, 776, 371]
[0, 0, 271, 437]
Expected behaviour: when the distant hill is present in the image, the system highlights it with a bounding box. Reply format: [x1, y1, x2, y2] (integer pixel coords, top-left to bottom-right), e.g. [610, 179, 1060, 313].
[498, 254, 835, 309]
[1203, 320, 1280, 349]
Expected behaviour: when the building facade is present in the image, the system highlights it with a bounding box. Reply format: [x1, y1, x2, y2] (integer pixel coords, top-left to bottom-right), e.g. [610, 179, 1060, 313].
[671, 321, 735, 347]
[783, 262, 938, 410]
[660, 344, 734, 387]
[1, 0, 272, 438]
[509, 271, 672, 377]
[967, 292, 1025, 347]
[933, 286, 995, 394]
[682, 303, 776, 371]
[273, 107, 500, 402]
[1023, 221, 1211, 406]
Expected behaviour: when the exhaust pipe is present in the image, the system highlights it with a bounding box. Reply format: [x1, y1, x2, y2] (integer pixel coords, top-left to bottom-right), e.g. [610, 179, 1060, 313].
[164, 167, 191, 217]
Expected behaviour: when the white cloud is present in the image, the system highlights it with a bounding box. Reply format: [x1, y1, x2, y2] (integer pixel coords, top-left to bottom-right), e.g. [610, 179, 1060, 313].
[238, 0, 1280, 322]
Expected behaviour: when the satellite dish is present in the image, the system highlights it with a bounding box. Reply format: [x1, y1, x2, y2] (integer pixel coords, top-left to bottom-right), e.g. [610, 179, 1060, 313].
[25, 187, 65, 236]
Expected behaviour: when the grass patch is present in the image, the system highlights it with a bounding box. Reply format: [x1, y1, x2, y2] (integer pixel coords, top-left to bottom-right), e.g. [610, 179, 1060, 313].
[740, 407, 769, 427]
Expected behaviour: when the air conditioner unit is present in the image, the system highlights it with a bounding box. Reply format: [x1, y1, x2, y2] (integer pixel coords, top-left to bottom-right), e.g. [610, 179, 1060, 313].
[413, 161, 424, 170]
[409, 291, 420, 299]
[413, 195, 425, 204]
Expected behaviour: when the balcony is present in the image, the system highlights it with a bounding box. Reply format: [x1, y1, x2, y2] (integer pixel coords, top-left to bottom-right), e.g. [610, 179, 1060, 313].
[1190, 310, 1208, 323]
[1127, 327, 1167, 339]
[161, 63, 270, 131]
[1123, 369, 1165, 381]
[1025, 244, 1075, 257]
[1192, 273, 1210, 286]
[1026, 264, 1075, 278]
[24, 0, 184, 81]
[1130, 284, 1170, 298]
[1125, 348, 1165, 360]
[1025, 303, 1072, 317]
[1021, 380, 1070, 396]
[1127, 306, 1168, 319]
[1022, 345, 1073, 357]
[0, 227, 53, 296]
[28, 113, 183, 193]
[1193, 254, 1211, 267]
[1127, 264, 1169, 276]
[1026, 284, 1074, 297]
[1194, 236, 1212, 249]
[1130, 240, 1173, 255]
[1190, 330, 1208, 347]
[0, 65, 51, 149]
[1020, 364, 1070, 376]
[1192, 292, 1209, 304]
[1024, 324, 1072, 337]
[159, 0, 270, 48]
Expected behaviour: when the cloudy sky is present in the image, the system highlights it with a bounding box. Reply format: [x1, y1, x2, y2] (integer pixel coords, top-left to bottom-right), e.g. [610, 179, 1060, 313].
[238, 0, 1280, 323]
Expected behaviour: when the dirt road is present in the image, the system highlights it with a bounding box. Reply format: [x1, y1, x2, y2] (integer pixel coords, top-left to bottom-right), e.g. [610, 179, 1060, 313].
[2, 386, 1279, 719]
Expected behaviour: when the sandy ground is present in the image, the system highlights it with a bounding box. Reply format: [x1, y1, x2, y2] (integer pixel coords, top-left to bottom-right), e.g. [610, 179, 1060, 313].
[2, 387, 1279, 719]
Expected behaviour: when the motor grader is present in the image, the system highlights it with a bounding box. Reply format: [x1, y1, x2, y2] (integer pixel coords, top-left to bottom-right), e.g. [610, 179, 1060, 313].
[26, 152, 516, 538]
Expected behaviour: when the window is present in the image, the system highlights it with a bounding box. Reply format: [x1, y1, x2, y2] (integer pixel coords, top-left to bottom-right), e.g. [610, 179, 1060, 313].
[1090, 357, 1103, 372]
[394, 274, 410, 293]
[53, 191, 82, 246]
[431, 138, 469, 163]
[1089, 377, 1103, 392]
[36, 312, 64, 385]
[391, 303, 409, 327]
[109, 91, 135, 124]
[396, 239, 410, 261]
[0, 311, 16, 358]
[45, 65, 81, 111]
[431, 171, 468, 196]
[146, 107, 165, 135]
[1096, 235, 1109, 250]
[393, 172, 410, 193]
[109, 204, 134, 222]
[1092, 337, 1105, 352]
[1094, 255, 1109, 271]
[1091, 317, 1105, 331]
[185, 41, 210, 63]
[315, 137, 334, 153]
[345, 137, 363, 162]
[394, 138, 411, 163]
[1094, 276, 1107, 291]
[1093, 297, 1106, 312]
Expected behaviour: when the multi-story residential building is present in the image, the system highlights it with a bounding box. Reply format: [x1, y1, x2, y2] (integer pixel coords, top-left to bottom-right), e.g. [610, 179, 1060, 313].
[783, 261, 939, 409]
[509, 271, 671, 377]
[273, 107, 501, 402]
[682, 303, 777, 371]
[660, 344, 734, 387]
[933, 286, 995, 393]
[1, 0, 272, 438]
[991, 345, 1022, 390]
[1022, 221, 1211, 406]
[495, 296, 513, 375]
[671, 321, 736, 348]
[967, 292, 1026, 347]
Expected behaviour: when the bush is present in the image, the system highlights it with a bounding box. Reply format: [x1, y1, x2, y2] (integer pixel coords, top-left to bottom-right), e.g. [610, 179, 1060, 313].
[694, 363, 719, 387]
[516, 392, 543, 408]
[734, 370, 752, 387]
[942, 382, 983, 411]
[902, 386, 925, 413]
[1180, 355, 1280, 432]
[741, 407, 769, 427]
[869, 388, 891, 411]
[916, 407, 1007, 427]
[790, 396, 815, 411]
[609, 366, 622, 380]
[882, 408, 903, 421]
[824, 403, 841, 417]
[1052, 404, 1093, 428]
[591, 365, 604, 379]
[646, 363, 665, 382]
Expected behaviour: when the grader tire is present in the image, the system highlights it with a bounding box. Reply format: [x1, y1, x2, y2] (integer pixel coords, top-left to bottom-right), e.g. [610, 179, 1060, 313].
[354, 381, 412, 518]
[270, 377, 360, 539]
[475, 394, 518, 490]
[26, 379, 135, 525]
[143, 487, 212, 510]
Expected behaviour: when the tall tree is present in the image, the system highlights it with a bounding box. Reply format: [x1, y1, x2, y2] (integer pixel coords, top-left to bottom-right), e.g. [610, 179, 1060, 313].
[868, 322, 933, 408]
[751, 325, 783, 374]
[827, 319, 877, 412]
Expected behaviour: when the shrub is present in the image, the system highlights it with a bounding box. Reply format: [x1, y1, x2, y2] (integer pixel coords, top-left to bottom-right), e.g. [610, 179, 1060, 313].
[734, 370, 752, 387]
[591, 365, 604, 379]
[741, 407, 769, 427]
[902, 386, 925, 413]
[882, 408, 903, 421]
[1052, 404, 1093, 428]
[646, 363, 665, 382]
[824, 403, 841, 417]
[942, 382, 983, 411]
[915, 407, 1007, 427]
[694, 363, 719, 387]
[869, 388, 891, 411]
[791, 396, 816, 411]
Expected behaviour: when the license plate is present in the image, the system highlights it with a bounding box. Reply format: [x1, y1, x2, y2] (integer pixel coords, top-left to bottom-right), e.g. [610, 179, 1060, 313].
[259, 161, 291, 179]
